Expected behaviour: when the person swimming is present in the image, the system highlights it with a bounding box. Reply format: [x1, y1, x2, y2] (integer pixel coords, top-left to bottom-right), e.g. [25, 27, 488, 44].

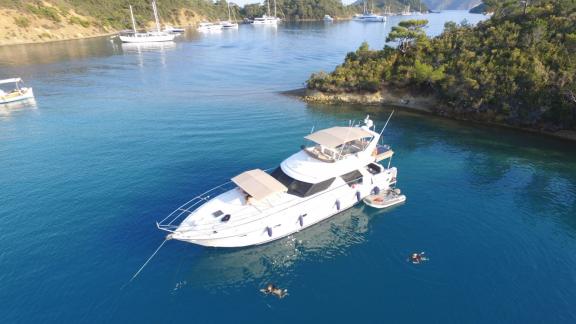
[260, 283, 288, 299]
[409, 252, 428, 264]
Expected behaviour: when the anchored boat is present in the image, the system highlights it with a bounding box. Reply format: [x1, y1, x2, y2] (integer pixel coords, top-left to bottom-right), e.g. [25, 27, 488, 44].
[0, 78, 34, 104]
[158, 115, 399, 247]
[118, 1, 175, 43]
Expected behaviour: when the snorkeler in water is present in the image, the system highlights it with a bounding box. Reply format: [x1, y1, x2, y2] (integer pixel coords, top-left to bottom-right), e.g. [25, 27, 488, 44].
[409, 252, 428, 264]
[260, 283, 288, 299]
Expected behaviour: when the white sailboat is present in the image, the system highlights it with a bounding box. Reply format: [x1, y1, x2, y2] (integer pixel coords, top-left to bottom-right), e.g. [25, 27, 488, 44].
[252, 0, 281, 25]
[220, 3, 239, 29]
[157, 116, 401, 248]
[353, 0, 386, 22]
[401, 4, 412, 16]
[0, 78, 34, 104]
[119, 1, 175, 43]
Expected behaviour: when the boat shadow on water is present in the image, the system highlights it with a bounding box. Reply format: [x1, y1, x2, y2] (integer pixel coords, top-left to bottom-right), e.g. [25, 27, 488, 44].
[173, 204, 397, 291]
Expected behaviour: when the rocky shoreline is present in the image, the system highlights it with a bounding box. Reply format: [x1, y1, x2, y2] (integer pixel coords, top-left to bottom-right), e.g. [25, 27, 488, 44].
[285, 88, 576, 143]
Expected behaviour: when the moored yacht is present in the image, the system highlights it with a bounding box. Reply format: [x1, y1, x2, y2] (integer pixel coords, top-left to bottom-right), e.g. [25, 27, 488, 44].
[353, 0, 386, 22]
[157, 116, 400, 247]
[197, 22, 223, 32]
[220, 3, 239, 29]
[252, 0, 280, 25]
[118, 1, 175, 43]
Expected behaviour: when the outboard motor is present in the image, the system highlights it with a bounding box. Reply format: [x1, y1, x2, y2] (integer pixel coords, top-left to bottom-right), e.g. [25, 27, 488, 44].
[356, 191, 361, 202]
[266, 227, 273, 237]
[335, 199, 341, 211]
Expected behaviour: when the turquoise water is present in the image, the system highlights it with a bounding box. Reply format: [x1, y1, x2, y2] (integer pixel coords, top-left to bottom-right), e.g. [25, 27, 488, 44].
[1, 12, 576, 323]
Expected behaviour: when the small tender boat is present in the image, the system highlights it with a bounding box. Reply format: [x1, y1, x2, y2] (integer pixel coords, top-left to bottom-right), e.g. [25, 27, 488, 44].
[363, 188, 406, 209]
[197, 22, 223, 32]
[0, 78, 34, 104]
[324, 15, 334, 22]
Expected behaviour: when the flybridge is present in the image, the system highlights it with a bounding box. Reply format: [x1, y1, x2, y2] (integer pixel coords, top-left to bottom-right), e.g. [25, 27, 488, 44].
[303, 118, 379, 162]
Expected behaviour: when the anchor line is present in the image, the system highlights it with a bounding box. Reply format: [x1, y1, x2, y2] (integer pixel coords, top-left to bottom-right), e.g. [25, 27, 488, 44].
[128, 238, 169, 283]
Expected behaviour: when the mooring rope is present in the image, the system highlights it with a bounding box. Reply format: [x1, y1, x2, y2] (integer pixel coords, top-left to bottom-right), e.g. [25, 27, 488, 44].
[129, 238, 169, 283]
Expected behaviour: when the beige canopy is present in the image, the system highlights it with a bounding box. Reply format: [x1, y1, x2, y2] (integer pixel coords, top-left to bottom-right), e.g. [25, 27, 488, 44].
[232, 169, 288, 201]
[305, 127, 373, 149]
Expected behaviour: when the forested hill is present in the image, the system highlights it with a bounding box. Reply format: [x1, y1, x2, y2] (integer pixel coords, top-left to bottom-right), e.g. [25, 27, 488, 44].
[351, 0, 428, 13]
[243, 0, 354, 21]
[422, 0, 481, 10]
[307, 0, 576, 132]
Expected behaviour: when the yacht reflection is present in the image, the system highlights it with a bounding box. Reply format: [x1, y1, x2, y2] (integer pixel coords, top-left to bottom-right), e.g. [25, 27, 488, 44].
[0, 98, 37, 117]
[178, 205, 388, 289]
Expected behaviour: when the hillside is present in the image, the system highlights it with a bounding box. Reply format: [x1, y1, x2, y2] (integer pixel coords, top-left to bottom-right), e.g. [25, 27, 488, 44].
[307, 0, 576, 133]
[422, 0, 481, 10]
[0, 0, 225, 45]
[352, 0, 428, 13]
[243, 0, 354, 21]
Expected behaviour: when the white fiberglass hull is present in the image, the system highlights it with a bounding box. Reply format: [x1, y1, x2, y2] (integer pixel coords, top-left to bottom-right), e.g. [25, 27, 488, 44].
[0, 88, 34, 104]
[169, 168, 397, 247]
[119, 34, 175, 43]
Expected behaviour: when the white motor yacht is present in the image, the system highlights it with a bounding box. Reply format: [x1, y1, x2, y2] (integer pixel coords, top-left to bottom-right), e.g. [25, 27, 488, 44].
[158, 116, 400, 247]
[119, 1, 175, 43]
[252, 0, 280, 25]
[0, 78, 34, 104]
[323, 15, 334, 22]
[353, 1, 386, 22]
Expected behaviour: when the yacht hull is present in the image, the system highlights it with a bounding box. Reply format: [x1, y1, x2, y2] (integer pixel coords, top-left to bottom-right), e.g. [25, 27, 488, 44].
[0, 88, 34, 104]
[170, 168, 396, 247]
[119, 34, 175, 43]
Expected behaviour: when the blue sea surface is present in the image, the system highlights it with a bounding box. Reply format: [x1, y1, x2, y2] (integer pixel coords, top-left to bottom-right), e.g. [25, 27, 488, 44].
[1, 12, 576, 323]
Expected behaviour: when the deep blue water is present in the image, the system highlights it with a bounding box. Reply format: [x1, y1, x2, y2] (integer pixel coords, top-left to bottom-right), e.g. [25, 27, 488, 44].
[1, 12, 576, 323]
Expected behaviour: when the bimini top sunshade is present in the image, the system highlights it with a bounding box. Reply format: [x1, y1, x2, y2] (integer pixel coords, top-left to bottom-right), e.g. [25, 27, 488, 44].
[305, 127, 373, 149]
[232, 169, 288, 201]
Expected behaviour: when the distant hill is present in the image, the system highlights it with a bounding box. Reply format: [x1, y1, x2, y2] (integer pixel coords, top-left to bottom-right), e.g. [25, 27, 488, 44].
[351, 0, 428, 13]
[469, 2, 486, 14]
[422, 0, 481, 10]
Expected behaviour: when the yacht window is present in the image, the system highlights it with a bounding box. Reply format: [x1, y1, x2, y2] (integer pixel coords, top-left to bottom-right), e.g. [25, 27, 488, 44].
[341, 170, 363, 185]
[212, 210, 224, 217]
[271, 167, 334, 198]
[366, 163, 383, 175]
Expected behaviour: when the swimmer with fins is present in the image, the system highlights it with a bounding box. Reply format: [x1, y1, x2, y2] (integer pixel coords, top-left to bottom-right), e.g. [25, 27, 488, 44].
[409, 252, 429, 264]
[260, 283, 288, 299]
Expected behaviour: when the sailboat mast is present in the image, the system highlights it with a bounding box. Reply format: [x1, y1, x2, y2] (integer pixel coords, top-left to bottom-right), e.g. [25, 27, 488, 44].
[228, 3, 232, 21]
[152, 0, 161, 33]
[267, 0, 270, 16]
[129, 5, 137, 33]
[274, 0, 277, 17]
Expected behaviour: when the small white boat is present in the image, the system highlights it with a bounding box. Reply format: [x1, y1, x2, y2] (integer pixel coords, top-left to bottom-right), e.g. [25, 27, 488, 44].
[252, 0, 280, 25]
[323, 15, 334, 22]
[163, 25, 185, 33]
[0, 78, 34, 104]
[119, 2, 175, 43]
[363, 188, 406, 209]
[220, 3, 239, 29]
[197, 22, 223, 32]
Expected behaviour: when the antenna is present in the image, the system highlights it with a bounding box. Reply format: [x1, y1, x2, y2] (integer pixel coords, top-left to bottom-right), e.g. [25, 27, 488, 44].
[379, 110, 395, 136]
